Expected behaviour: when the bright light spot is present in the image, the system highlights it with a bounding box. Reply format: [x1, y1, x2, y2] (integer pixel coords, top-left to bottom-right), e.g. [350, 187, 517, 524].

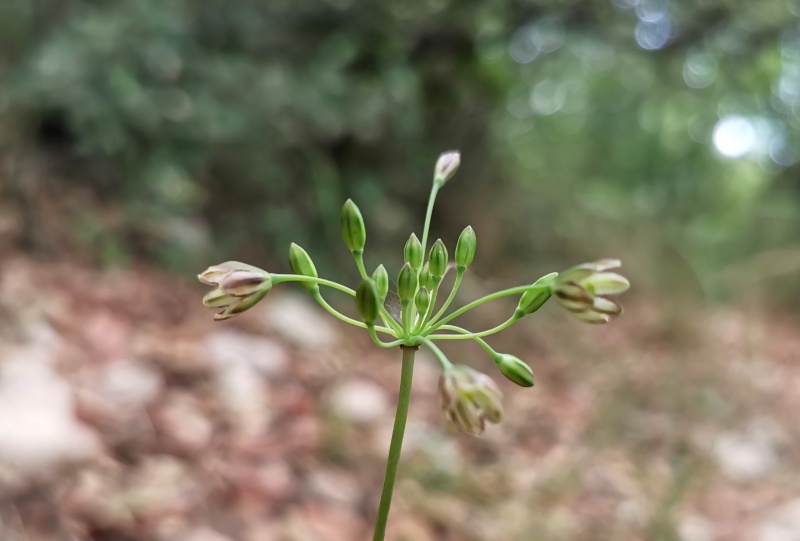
[635, 19, 671, 50]
[683, 52, 718, 89]
[530, 80, 566, 115]
[635, 0, 669, 22]
[509, 27, 539, 64]
[508, 17, 565, 64]
[531, 17, 565, 53]
[712, 116, 756, 158]
[769, 136, 797, 166]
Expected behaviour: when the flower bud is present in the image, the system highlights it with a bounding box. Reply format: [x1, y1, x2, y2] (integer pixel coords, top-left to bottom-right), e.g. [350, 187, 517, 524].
[553, 260, 630, 324]
[438, 365, 503, 436]
[356, 278, 380, 326]
[515, 272, 558, 318]
[428, 239, 448, 278]
[414, 287, 430, 314]
[397, 262, 417, 303]
[418, 263, 434, 291]
[494, 353, 534, 387]
[340, 199, 366, 253]
[288, 243, 318, 292]
[198, 261, 272, 320]
[372, 264, 389, 301]
[455, 225, 477, 270]
[434, 150, 461, 184]
[404, 233, 423, 270]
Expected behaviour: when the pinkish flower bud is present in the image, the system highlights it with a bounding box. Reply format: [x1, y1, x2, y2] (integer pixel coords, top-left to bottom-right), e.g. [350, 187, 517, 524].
[438, 365, 504, 436]
[434, 150, 461, 184]
[198, 261, 272, 320]
[552, 260, 629, 324]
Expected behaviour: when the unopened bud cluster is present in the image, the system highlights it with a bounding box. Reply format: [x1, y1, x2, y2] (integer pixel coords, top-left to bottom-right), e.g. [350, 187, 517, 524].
[198, 150, 630, 435]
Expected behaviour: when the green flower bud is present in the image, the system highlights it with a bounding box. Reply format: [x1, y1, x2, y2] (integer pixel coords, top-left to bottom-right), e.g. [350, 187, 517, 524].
[494, 354, 534, 388]
[434, 150, 461, 185]
[455, 225, 477, 270]
[340, 199, 366, 253]
[415, 287, 430, 314]
[418, 263, 434, 291]
[372, 264, 389, 301]
[515, 272, 558, 318]
[397, 262, 417, 302]
[428, 239, 448, 278]
[288, 243, 318, 292]
[356, 278, 380, 326]
[404, 233, 423, 270]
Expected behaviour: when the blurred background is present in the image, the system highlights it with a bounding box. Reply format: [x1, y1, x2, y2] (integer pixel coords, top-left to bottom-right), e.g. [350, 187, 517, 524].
[1, 0, 799, 540]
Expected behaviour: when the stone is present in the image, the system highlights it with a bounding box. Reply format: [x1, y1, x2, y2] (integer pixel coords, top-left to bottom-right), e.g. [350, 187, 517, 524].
[329, 378, 389, 424]
[712, 430, 778, 482]
[206, 331, 289, 375]
[0, 352, 99, 473]
[759, 499, 800, 541]
[262, 292, 338, 349]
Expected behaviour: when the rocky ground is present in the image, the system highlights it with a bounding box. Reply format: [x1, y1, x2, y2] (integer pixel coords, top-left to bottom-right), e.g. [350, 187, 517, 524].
[0, 253, 798, 541]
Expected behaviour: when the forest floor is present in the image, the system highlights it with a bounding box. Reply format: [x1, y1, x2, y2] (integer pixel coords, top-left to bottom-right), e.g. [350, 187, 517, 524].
[0, 252, 798, 541]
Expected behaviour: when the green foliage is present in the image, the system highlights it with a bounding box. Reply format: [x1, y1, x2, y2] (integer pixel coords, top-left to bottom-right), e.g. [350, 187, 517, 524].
[3, 0, 800, 299]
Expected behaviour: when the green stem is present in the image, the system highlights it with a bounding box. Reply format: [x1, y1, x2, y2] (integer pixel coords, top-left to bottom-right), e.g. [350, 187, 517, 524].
[354, 251, 369, 280]
[419, 337, 453, 370]
[272, 274, 356, 295]
[428, 269, 464, 325]
[427, 316, 518, 340]
[420, 183, 441, 257]
[311, 291, 395, 336]
[368, 326, 405, 348]
[372, 346, 416, 541]
[426, 284, 545, 333]
[401, 300, 412, 336]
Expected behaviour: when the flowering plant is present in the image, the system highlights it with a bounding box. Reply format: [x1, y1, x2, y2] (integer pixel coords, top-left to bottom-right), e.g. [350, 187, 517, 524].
[198, 151, 629, 540]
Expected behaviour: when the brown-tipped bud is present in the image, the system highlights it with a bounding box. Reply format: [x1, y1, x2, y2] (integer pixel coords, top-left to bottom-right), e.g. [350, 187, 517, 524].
[198, 261, 272, 320]
[404, 233, 423, 270]
[356, 279, 380, 326]
[372, 264, 389, 301]
[494, 353, 534, 387]
[340, 199, 366, 253]
[397, 263, 417, 303]
[455, 225, 477, 270]
[553, 260, 630, 324]
[415, 287, 430, 314]
[428, 239, 448, 278]
[438, 365, 504, 436]
[434, 150, 461, 184]
[288, 243, 318, 292]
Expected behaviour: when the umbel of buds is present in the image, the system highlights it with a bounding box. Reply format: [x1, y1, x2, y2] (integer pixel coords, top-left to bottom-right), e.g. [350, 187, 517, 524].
[198, 150, 630, 541]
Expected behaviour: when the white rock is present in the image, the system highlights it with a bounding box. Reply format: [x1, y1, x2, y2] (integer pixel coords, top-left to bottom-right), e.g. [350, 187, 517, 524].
[329, 378, 388, 423]
[182, 526, 233, 541]
[217, 361, 269, 437]
[679, 515, 713, 541]
[102, 360, 163, 408]
[262, 292, 338, 349]
[0, 353, 99, 472]
[712, 431, 778, 482]
[206, 331, 288, 375]
[759, 499, 800, 541]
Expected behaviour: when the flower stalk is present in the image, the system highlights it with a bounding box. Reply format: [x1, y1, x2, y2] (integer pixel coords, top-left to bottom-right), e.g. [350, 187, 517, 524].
[196, 150, 630, 541]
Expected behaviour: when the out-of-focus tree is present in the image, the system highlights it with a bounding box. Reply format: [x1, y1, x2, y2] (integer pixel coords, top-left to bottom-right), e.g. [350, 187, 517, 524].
[2, 0, 799, 300]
